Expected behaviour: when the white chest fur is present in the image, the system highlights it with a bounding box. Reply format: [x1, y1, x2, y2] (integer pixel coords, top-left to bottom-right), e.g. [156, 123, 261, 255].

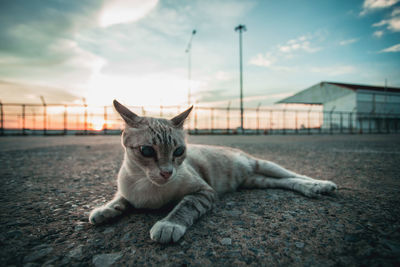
[118, 175, 177, 209]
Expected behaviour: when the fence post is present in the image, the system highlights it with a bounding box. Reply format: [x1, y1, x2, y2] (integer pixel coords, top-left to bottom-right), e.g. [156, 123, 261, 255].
[329, 107, 335, 135]
[40, 96, 47, 135]
[83, 98, 88, 135]
[295, 110, 298, 134]
[160, 105, 163, 118]
[194, 106, 198, 134]
[386, 115, 389, 133]
[307, 108, 311, 135]
[22, 104, 26, 135]
[31, 108, 36, 135]
[104, 106, 108, 135]
[257, 105, 260, 134]
[270, 110, 273, 134]
[318, 111, 322, 134]
[282, 108, 286, 135]
[340, 112, 343, 134]
[349, 113, 353, 134]
[211, 108, 214, 134]
[64, 105, 68, 135]
[0, 101, 3, 136]
[226, 102, 231, 134]
[368, 111, 372, 134]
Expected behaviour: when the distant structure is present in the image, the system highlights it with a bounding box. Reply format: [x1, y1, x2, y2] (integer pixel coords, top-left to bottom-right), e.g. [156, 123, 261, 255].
[278, 81, 400, 131]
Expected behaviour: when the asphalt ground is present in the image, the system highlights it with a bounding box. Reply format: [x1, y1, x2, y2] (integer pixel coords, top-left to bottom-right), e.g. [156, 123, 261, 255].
[0, 134, 399, 266]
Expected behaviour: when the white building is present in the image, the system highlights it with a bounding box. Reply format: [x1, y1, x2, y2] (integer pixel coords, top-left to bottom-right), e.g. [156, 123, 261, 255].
[278, 81, 400, 132]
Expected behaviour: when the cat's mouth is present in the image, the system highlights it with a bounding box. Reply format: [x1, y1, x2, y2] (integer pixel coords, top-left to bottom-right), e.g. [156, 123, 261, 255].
[147, 175, 175, 187]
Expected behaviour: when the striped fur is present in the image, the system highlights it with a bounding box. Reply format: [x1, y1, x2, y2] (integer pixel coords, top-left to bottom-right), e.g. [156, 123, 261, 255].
[89, 100, 337, 243]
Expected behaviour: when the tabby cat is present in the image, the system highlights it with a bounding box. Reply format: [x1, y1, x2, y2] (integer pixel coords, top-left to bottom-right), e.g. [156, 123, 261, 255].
[89, 100, 337, 243]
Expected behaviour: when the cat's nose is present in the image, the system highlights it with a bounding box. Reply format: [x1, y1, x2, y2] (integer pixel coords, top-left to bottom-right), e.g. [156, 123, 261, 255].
[160, 170, 173, 179]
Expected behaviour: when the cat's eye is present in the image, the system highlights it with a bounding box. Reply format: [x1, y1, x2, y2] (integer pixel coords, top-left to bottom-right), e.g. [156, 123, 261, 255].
[173, 146, 185, 157]
[140, 146, 156, 157]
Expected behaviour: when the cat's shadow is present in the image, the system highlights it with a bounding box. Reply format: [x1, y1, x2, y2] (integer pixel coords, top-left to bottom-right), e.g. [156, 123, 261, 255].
[95, 201, 178, 226]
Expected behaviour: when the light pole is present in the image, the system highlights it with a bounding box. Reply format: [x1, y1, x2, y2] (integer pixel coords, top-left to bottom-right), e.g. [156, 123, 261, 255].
[235, 24, 246, 131]
[185, 29, 196, 106]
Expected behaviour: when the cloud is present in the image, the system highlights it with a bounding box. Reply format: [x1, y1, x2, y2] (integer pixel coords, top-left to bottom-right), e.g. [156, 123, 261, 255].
[392, 7, 400, 15]
[0, 0, 106, 92]
[249, 53, 275, 67]
[380, 43, 400, 52]
[278, 35, 320, 53]
[215, 71, 233, 81]
[373, 30, 385, 37]
[249, 34, 322, 70]
[0, 80, 80, 104]
[360, 0, 399, 15]
[248, 53, 298, 72]
[310, 65, 356, 76]
[339, 38, 359, 46]
[100, 0, 158, 27]
[371, 6, 400, 31]
[0, 1, 99, 57]
[373, 16, 400, 31]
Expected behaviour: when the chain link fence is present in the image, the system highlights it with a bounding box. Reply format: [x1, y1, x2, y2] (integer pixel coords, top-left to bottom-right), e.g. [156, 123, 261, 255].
[0, 102, 399, 135]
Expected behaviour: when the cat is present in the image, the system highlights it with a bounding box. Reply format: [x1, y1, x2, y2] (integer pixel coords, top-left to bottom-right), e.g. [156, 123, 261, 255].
[89, 100, 337, 243]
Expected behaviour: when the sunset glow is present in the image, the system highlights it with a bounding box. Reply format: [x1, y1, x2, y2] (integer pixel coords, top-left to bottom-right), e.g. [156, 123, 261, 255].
[0, 0, 399, 111]
[89, 118, 105, 131]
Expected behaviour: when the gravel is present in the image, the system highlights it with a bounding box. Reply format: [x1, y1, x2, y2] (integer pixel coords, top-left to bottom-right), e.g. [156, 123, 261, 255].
[0, 134, 400, 266]
[92, 252, 123, 267]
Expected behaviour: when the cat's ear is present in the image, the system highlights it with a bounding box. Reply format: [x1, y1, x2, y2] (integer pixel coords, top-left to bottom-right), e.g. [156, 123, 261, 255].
[171, 106, 193, 128]
[113, 99, 143, 128]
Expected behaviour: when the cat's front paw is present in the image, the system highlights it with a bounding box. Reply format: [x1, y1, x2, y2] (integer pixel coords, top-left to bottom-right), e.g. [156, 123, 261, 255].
[303, 180, 337, 197]
[150, 220, 187, 243]
[89, 206, 122, 225]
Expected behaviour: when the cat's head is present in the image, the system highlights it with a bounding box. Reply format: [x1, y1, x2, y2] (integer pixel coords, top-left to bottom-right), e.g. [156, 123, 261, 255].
[113, 100, 193, 186]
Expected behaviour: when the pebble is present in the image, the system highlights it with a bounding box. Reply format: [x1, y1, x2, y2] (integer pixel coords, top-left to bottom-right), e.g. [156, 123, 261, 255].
[344, 234, 360, 243]
[266, 194, 279, 200]
[74, 222, 85, 231]
[23, 263, 40, 267]
[6, 230, 23, 239]
[295, 242, 305, 248]
[23, 247, 53, 263]
[121, 232, 131, 242]
[92, 253, 122, 267]
[225, 210, 242, 217]
[103, 227, 115, 234]
[381, 239, 400, 255]
[68, 245, 83, 259]
[221, 238, 232, 245]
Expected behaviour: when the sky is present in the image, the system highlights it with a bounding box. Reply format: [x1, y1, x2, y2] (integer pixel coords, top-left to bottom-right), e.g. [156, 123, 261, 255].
[0, 0, 399, 108]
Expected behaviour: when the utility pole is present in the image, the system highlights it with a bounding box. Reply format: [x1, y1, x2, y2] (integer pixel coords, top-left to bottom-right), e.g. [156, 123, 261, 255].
[185, 29, 196, 106]
[235, 24, 246, 131]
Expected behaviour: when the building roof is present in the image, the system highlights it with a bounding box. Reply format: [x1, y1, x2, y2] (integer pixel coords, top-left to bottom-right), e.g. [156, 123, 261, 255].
[325, 81, 400, 93]
[277, 81, 400, 105]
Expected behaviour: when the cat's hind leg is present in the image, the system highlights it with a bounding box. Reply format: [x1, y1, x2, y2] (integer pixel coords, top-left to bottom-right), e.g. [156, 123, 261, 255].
[242, 175, 336, 198]
[89, 194, 130, 224]
[253, 158, 310, 179]
[253, 158, 337, 184]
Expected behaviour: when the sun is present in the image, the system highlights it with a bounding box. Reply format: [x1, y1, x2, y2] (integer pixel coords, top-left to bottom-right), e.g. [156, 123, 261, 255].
[90, 118, 105, 131]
